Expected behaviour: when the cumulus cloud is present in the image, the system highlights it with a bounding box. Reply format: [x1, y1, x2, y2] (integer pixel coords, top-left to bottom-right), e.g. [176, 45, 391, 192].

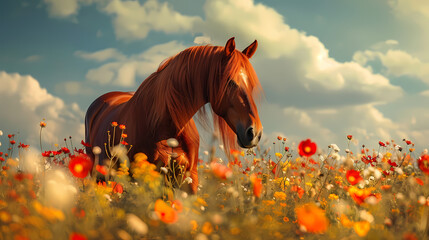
[74, 48, 126, 62]
[54, 81, 94, 96]
[353, 49, 429, 85]
[101, 0, 203, 40]
[198, 0, 402, 108]
[82, 41, 187, 87]
[0, 71, 85, 148]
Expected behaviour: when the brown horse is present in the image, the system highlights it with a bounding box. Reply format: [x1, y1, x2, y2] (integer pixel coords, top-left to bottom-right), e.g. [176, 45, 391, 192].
[85, 37, 263, 193]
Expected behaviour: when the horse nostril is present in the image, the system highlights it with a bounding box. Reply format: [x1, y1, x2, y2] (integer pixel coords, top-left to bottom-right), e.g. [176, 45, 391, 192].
[246, 127, 255, 142]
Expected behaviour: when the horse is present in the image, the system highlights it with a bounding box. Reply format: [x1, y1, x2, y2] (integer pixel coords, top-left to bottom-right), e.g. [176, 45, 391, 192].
[85, 37, 263, 193]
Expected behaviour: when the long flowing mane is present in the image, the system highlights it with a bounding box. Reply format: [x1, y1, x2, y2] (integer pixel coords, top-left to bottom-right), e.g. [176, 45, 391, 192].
[126, 44, 262, 152]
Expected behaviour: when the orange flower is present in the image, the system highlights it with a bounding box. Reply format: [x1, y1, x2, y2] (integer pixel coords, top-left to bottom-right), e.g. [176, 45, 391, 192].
[119, 124, 126, 130]
[418, 154, 429, 175]
[40, 121, 47, 128]
[380, 185, 392, 190]
[111, 182, 123, 194]
[295, 203, 329, 233]
[353, 221, 370, 237]
[154, 199, 178, 223]
[111, 122, 118, 127]
[346, 169, 362, 185]
[210, 161, 233, 179]
[96, 165, 107, 175]
[348, 186, 375, 205]
[252, 176, 263, 198]
[298, 139, 317, 157]
[291, 185, 305, 199]
[340, 214, 354, 228]
[69, 154, 92, 178]
[347, 135, 353, 140]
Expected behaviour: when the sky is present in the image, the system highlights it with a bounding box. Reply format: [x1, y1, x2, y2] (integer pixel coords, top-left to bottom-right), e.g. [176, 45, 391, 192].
[1, 0, 429, 156]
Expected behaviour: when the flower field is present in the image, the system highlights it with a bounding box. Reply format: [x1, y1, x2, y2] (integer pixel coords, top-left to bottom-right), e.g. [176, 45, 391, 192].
[0, 125, 428, 240]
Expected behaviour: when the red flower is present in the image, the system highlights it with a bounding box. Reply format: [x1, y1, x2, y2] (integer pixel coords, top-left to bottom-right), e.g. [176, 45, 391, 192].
[61, 147, 70, 154]
[298, 139, 317, 157]
[80, 140, 91, 148]
[253, 176, 263, 198]
[69, 154, 92, 178]
[120, 140, 128, 146]
[119, 124, 126, 130]
[346, 169, 363, 185]
[285, 147, 289, 151]
[405, 140, 412, 145]
[415, 178, 424, 186]
[70, 233, 87, 240]
[71, 207, 85, 219]
[111, 122, 118, 127]
[10, 140, 16, 145]
[418, 155, 429, 175]
[291, 185, 305, 199]
[347, 135, 353, 140]
[96, 165, 107, 175]
[18, 142, 29, 148]
[42, 151, 52, 157]
[111, 182, 123, 194]
[7, 134, 14, 139]
[0, 157, 4, 162]
[277, 136, 282, 140]
[0, 152, 2, 156]
[379, 141, 386, 147]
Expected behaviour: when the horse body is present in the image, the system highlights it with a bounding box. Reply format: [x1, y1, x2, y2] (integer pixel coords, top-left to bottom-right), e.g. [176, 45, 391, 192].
[85, 38, 262, 193]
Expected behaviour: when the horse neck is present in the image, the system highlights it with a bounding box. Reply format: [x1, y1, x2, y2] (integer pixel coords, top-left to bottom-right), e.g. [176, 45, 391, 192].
[126, 56, 212, 136]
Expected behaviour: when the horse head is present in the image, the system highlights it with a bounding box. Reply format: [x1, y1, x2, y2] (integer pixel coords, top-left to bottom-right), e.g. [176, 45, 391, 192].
[210, 37, 263, 148]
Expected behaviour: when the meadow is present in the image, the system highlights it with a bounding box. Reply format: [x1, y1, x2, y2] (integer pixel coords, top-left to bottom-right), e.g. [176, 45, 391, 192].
[0, 122, 428, 240]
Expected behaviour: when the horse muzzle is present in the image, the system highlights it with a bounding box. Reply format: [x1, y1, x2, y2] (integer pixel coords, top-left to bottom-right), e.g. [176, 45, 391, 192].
[236, 124, 262, 148]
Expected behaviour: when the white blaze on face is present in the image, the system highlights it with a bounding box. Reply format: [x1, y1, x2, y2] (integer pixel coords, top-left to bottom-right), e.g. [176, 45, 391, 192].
[239, 68, 249, 88]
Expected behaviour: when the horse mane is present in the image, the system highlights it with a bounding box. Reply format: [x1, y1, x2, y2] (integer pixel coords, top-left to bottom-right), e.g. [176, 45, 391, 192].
[128, 44, 262, 154]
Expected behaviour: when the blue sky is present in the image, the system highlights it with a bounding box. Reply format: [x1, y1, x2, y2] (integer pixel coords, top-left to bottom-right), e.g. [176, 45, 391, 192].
[1, 0, 429, 154]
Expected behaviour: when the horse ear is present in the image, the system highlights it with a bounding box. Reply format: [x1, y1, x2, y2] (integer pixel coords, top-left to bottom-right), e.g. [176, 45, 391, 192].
[224, 37, 236, 57]
[242, 40, 258, 59]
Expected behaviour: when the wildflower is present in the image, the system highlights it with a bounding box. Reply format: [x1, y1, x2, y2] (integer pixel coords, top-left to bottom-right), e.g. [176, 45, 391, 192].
[184, 176, 193, 184]
[415, 178, 424, 186]
[252, 175, 263, 198]
[328, 144, 340, 152]
[40, 121, 47, 128]
[340, 214, 354, 228]
[283, 217, 289, 222]
[127, 213, 148, 235]
[111, 122, 118, 127]
[154, 199, 178, 223]
[69, 154, 92, 178]
[285, 146, 289, 151]
[295, 203, 329, 233]
[274, 191, 286, 200]
[121, 140, 129, 146]
[379, 141, 386, 147]
[119, 124, 126, 130]
[346, 169, 363, 185]
[10, 140, 16, 145]
[210, 162, 233, 179]
[112, 182, 123, 193]
[70, 232, 87, 240]
[348, 186, 375, 205]
[291, 185, 305, 199]
[96, 165, 107, 175]
[18, 142, 29, 148]
[353, 221, 370, 237]
[61, 147, 70, 154]
[347, 135, 353, 140]
[417, 155, 429, 175]
[202, 222, 213, 235]
[0, 210, 12, 223]
[121, 133, 128, 138]
[328, 194, 339, 200]
[171, 200, 183, 213]
[71, 207, 85, 219]
[298, 139, 317, 157]
[275, 152, 282, 159]
[92, 146, 102, 155]
[80, 140, 91, 148]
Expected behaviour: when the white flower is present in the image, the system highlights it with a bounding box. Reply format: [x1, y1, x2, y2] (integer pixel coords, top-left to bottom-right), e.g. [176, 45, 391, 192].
[395, 167, 403, 175]
[160, 167, 168, 174]
[331, 152, 340, 161]
[92, 146, 102, 155]
[359, 210, 374, 223]
[184, 176, 193, 184]
[328, 144, 340, 153]
[219, 144, 224, 150]
[203, 151, 209, 156]
[127, 213, 148, 235]
[166, 138, 179, 148]
[345, 148, 350, 153]
[0, 130, 2, 136]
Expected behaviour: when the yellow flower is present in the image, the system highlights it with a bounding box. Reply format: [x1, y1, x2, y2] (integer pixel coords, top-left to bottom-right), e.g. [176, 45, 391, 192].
[262, 200, 276, 206]
[328, 194, 339, 200]
[0, 211, 11, 223]
[275, 152, 283, 159]
[340, 214, 354, 228]
[353, 221, 370, 237]
[274, 191, 287, 201]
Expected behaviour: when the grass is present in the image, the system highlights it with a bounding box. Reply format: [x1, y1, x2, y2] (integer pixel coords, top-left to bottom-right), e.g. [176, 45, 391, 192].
[0, 128, 428, 240]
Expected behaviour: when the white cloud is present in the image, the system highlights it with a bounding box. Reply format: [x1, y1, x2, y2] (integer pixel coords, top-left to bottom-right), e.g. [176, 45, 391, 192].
[388, 0, 429, 20]
[43, 0, 81, 18]
[74, 48, 126, 62]
[24, 55, 42, 62]
[0, 71, 85, 148]
[101, 0, 203, 40]
[55, 81, 94, 96]
[353, 49, 429, 85]
[83, 41, 187, 87]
